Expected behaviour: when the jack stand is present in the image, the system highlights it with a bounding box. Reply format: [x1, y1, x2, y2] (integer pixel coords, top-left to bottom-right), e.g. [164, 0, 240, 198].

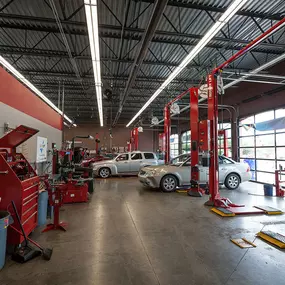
[187, 180, 205, 197]
[42, 183, 68, 233]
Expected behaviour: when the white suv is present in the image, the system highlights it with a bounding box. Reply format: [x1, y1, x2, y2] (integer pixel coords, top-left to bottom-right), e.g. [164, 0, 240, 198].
[92, 151, 163, 178]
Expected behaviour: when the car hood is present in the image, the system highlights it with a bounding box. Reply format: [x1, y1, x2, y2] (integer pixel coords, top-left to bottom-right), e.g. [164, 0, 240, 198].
[92, 159, 114, 165]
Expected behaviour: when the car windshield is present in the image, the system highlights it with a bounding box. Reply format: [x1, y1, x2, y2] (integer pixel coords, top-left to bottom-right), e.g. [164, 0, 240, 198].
[170, 154, 190, 166]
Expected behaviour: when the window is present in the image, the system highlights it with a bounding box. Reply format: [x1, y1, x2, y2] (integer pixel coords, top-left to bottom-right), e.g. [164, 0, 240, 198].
[256, 134, 274, 147]
[144, 153, 154, 159]
[239, 108, 285, 184]
[116, 154, 129, 161]
[170, 134, 179, 158]
[181, 131, 191, 154]
[240, 136, 254, 147]
[277, 147, 285, 160]
[131, 153, 142, 160]
[219, 156, 233, 164]
[240, 148, 255, 158]
[276, 133, 285, 146]
[218, 123, 232, 158]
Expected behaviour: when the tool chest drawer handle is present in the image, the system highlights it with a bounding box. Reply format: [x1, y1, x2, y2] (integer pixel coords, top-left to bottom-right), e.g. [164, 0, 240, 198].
[0, 170, 8, 174]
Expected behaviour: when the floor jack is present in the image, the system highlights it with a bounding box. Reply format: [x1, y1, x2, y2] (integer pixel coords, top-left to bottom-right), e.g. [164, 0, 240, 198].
[10, 201, 53, 263]
[42, 179, 68, 233]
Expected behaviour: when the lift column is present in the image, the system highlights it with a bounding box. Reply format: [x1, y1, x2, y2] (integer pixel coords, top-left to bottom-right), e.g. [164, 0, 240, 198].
[205, 74, 220, 205]
[188, 87, 204, 197]
[164, 106, 170, 164]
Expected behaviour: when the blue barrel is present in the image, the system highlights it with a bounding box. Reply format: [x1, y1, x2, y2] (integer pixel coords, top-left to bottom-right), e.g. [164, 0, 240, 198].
[264, 184, 273, 196]
[38, 191, 48, 226]
[0, 211, 10, 270]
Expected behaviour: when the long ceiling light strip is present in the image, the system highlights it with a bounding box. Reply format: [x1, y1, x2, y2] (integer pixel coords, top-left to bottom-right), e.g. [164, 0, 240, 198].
[0, 56, 73, 124]
[84, 0, 103, 127]
[224, 52, 285, 89]
[126, 0, 248, 127]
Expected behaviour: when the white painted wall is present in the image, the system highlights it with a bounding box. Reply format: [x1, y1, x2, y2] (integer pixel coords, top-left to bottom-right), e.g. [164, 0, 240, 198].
[0, 102, 62, 173]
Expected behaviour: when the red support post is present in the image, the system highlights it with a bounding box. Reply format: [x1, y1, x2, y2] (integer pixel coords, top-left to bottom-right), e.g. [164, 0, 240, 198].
[133, 128, 139, 151]
[275, 169, 285, 197]
[95, 133, 99, 154]
[188, 87, 204, 197]
[190, 88, 199, 167]
[164, 106, 170, 164]
[205, 74, 220, 205]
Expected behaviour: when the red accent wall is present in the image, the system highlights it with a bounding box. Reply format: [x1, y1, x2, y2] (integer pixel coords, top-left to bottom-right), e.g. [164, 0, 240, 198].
[0, 67, 62, 130]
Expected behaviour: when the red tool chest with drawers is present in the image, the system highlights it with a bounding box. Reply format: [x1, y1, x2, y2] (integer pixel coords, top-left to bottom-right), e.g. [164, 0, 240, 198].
[0, 125, 40, 245]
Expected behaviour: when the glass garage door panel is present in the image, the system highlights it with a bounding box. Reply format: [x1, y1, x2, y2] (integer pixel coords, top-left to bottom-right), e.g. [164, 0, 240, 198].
[240, 136, 254, 147]
[256, 160, 275, 172]
[277, 147, 285, 160]
[275, 109, 285, 133]
[256, 134, 274, 147]
[240, 148, 255, 158]
[256, 148, 275, 159]
[276, 134, 285, 146]
[256, 171, 275, 184]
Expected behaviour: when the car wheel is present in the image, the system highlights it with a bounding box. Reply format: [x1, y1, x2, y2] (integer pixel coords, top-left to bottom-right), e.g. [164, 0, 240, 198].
[160, 175, 178, 192]
[99, 167, 111, 178]
[225, 173, 240, 190]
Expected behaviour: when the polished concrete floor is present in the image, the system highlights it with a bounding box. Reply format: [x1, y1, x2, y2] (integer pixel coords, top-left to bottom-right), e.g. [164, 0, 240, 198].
[1, 178, 285, 285]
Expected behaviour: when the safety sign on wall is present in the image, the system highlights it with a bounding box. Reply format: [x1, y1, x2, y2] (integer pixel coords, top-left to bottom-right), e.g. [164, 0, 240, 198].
[36, 136, 48, 162]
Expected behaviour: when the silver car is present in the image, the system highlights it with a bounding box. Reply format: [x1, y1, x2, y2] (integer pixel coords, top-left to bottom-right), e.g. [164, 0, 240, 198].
[138, 154, 251, 192]
[92, 151, 163, 178]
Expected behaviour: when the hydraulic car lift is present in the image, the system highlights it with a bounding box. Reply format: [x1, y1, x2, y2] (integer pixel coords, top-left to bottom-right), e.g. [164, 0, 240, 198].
[205, 16, 285, 213]
[128, 127, 139, 151]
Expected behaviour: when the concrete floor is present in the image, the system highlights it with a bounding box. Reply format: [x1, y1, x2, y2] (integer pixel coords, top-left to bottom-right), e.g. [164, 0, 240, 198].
[1, 178, 285, 285]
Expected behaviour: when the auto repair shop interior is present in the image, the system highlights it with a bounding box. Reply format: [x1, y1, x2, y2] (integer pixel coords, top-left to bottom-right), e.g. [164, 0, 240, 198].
[1, 0, 285, 284]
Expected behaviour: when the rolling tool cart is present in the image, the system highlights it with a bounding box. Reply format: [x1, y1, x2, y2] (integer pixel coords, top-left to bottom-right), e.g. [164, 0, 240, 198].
[0, 125, 40, 245]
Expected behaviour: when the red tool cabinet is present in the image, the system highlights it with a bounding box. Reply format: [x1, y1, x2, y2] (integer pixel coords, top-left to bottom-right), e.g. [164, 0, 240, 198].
[0, 125, 40, 245]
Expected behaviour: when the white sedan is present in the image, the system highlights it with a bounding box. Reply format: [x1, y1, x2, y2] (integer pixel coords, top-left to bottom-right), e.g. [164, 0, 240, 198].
[138, 154, 251, 192]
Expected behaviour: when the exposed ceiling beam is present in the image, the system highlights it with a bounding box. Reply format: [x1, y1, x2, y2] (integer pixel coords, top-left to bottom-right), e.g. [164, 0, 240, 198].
[20, 69, 200, 84]
[0, 48, 251, 72]
[0, 14, 284, 52]
[134, 0, 283, 21]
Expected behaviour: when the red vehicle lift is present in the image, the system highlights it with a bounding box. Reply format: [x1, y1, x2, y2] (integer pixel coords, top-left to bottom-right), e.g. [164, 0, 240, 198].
[275, 166, 285, 197]
[128, 127, 139, 152]
[164, 87, 205, 196]
[164, 89, 190, 164]
[206, 16, 285, 209]
[0, 125, 40, 244]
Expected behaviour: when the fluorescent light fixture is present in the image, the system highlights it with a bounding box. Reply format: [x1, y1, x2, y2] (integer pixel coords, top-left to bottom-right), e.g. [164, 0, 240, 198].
[126, 0, 248, 127]
[0, 55, 73, 124]
[224, 52, 285, 89]
[84, 0, 103, 127]
[73, 123, 78, 127]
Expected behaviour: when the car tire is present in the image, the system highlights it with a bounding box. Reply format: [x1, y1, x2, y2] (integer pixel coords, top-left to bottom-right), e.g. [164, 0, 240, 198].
[99, 167, 111, 178]
[160, 175, 178, 192]
[225, 173, 240, 190]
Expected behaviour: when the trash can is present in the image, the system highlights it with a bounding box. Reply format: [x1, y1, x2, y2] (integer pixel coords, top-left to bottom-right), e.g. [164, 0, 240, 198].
[264, 184, 273, 196]
[0, 211, 10, 270]
[38, 191, 48, 226]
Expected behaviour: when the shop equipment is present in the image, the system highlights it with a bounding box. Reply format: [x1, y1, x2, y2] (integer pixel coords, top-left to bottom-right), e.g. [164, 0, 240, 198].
[257, 231, 285, 249]
[42, 176, 68, 232]
[0, 125, 40, 245]
[10, 201, 52, 262]
[205, 16, 285, 210]
[230, 238, 256, 248]
[51, 145, 90, 203]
